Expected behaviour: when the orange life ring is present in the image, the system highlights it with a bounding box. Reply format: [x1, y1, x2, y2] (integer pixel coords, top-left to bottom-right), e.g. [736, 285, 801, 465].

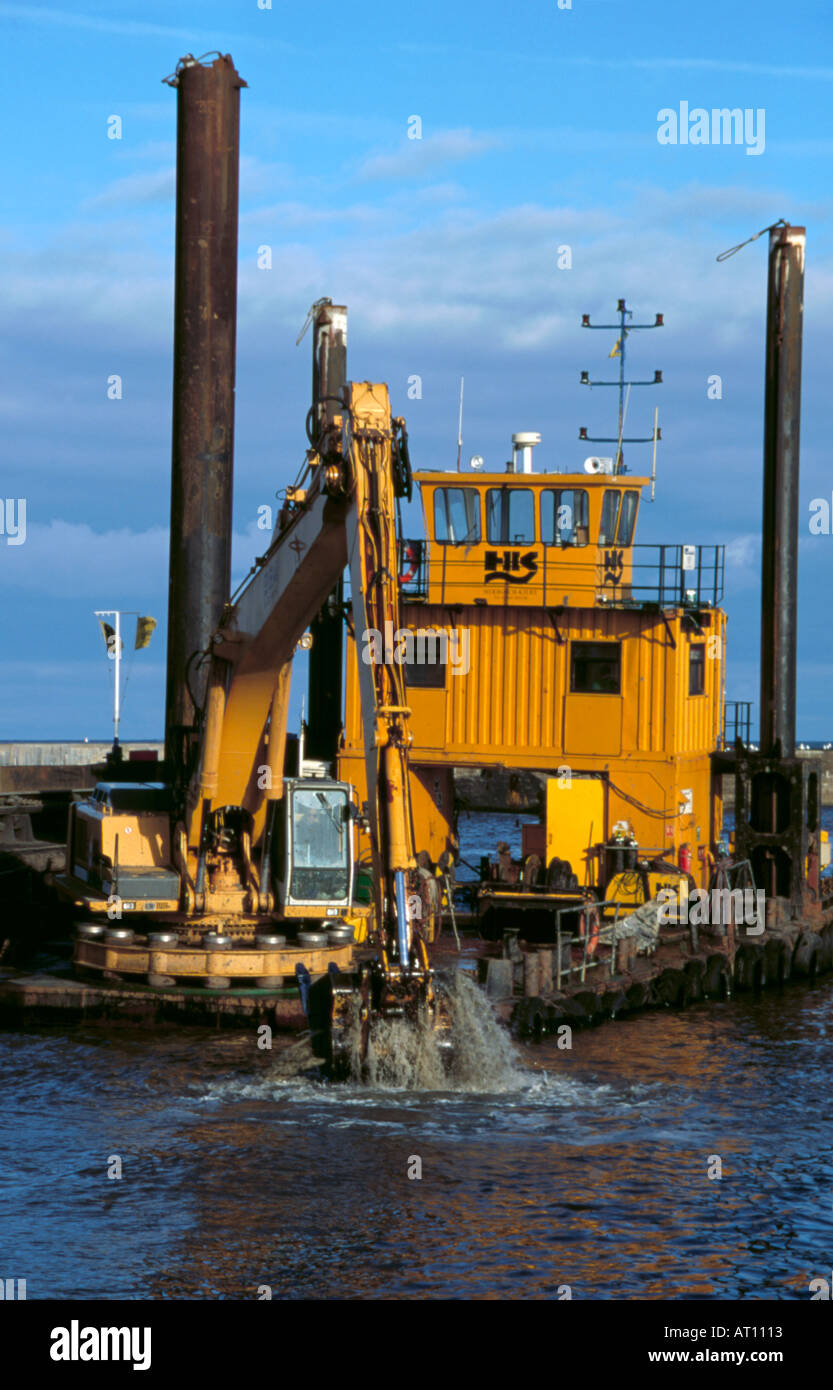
[400, 543, 419, 583]
[579, 905, 600, 956]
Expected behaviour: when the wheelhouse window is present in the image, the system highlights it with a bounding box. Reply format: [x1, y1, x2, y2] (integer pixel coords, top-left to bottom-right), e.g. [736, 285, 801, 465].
[689, 643, 705, 696]
[570, 641, 621, 694]
[599, 489, 640, 546]
[618, 490, 640, 546]
[486, 487, 535, 545]
[433, 487, 481, 545]
[599, 491, 621, 546]
[541, 489, 590, 546]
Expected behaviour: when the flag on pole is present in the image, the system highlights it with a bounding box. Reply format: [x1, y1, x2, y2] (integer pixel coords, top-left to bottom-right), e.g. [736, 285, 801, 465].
[99, 621, 122, 660]
[134, 616, 157, 650]
[609, 329, 629, 358]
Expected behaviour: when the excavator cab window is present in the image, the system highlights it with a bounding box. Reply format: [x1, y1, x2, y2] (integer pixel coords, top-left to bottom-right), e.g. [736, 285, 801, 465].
[287, 784, 352, 904]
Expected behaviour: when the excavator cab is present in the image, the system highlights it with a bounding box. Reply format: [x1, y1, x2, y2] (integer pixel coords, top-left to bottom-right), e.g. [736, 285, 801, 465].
[274, 778, 356, 921]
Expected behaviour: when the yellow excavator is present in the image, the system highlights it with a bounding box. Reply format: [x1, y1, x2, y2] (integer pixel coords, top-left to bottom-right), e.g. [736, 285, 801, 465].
[57, 367, 450, 1075]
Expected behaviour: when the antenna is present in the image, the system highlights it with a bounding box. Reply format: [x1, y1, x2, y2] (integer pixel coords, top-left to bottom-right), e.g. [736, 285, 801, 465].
[650, 406, 660, 501]
[579, 298, 663, 475]
[456, 376, 464, 471]
[616, 383, 631, 468]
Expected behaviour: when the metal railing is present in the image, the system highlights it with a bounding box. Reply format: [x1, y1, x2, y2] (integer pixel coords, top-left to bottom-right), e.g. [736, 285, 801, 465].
[396, 540, 724, 607]
[396, 538, 428, 598]
[640, 544, 724, 608]
[722, 701, 753, 748]
[554, 899, 623, 988]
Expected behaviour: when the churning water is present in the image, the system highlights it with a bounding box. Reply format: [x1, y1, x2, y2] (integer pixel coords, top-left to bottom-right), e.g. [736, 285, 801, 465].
[361, 973, 524, 1091]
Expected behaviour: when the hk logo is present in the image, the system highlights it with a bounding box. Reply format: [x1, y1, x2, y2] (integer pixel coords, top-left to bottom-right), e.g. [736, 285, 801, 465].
[484, 550, 539, 584]
[603, 549, 624, 584]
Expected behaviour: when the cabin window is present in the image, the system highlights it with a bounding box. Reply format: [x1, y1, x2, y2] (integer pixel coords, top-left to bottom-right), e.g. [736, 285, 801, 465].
[689, 643, 705, 696]
[599, 491, 621, 546]
[433, 487, 481, 545]
[570, 641, 621, 695]
[105, 786, 170, 812]
[404, 660, 446, 689]
[541, 489, 590, 546]
[486, 487, 535, 544]
[618, 490, 640, 546]
[289, 786, 351, 902]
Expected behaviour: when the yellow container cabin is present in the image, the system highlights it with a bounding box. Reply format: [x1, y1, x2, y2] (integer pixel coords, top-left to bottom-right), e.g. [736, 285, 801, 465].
[338, 456, 727, 896]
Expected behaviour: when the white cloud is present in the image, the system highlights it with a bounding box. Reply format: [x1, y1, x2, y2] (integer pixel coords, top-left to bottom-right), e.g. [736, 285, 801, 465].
[1, 519, 275, 600]
[0, 3, 264, 45]
[1, 521, 170, 596]
[4, 179, 826, 359]
[85, 168, 175, 210]
[725, 535, 759, 567]
[356, 129, 501, 182]
[0, 3, 205, 38]
[570, 56, 833, 82]
[397, 43, 833, 83]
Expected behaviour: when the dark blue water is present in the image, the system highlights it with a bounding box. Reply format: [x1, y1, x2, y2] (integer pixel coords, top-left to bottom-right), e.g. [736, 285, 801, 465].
[3, 807, 832, 1300]
[2, 976, 833, 1300]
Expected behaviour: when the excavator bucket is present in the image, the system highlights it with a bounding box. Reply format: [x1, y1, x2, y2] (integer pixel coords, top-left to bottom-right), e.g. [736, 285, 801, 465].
[326, 959, 453, 1082]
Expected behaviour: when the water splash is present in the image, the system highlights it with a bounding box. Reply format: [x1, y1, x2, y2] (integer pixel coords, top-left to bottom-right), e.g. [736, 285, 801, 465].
[360, 970, 527, 1092]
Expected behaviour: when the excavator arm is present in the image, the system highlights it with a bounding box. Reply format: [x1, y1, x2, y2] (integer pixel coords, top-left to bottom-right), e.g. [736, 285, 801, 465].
[179, 375, 446, 1069]
[343, 381, 417, 962]
[327, 381, 450, 1069]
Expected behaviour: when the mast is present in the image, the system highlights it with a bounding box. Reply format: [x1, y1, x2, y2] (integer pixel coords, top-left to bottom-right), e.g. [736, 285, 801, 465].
[579, 299, 663, 474]
[95, 608, 123, 757]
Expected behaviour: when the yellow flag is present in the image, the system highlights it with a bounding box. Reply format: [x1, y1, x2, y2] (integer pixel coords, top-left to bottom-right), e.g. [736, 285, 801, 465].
[135, 616, 157, 650]
[609, 337, 622, 358]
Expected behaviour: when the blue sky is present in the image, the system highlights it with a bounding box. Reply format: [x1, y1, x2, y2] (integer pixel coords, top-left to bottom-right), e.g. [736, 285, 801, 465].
[1, 0, 833, 738]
